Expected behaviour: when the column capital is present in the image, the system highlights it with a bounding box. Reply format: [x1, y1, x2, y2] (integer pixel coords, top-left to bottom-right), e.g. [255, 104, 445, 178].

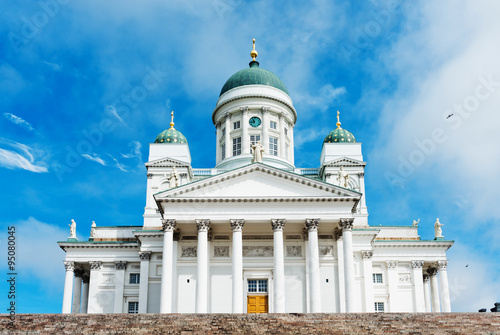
[357, 172, 365, 178]
[339, 218, 354, 231]
[427, 267, 438, 277]
[230, 219, 245, 232]
[161, 219, 176, 232]
[305, 218, 320, 232]
[139, 251, 152, 261]
[90, 261, 102, 271]
[261, 106, 270, 114]
[412, 260, 424, 269]
[196, 219, 210, 232]
[115, 261, 127, 270]
[74, 267, 85, 278]
[240, 106, 249, 114]
[271, 219, 286, 231]
[147, 172, 153, 179]
[223, 112, 231, 120]
[386, 260, 398, 269]
[279, 112, 286, 120]
[436, 260, 448, 270]
[361, 250, 373, 259]
[423, 273, 430, 283]
[64, 261, 75, 271]
[334, 228, 343, 241]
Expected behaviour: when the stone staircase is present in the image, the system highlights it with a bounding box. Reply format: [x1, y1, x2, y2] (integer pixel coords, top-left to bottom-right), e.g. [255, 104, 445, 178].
[1, 313, 499, 334]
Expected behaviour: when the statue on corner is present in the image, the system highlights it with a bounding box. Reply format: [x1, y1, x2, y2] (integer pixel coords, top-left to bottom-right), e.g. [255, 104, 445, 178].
[434, 218, 443, 238]
[69, 219, 77, 239]
[169, 167, 180, 188]
[90, 221, 96, 238]
[337, 167, 349, 188]
[251, 141, 264, 163]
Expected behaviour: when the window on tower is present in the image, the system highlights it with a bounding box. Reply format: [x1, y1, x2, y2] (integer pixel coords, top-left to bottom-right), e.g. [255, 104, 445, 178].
[233, 121, 240, 130]
[269, 137, 278, 156]
[221, 127, 226, 137]
[250, 135, 261, 149]
[130, 273, 140, 284]
[373, 273, 383, 284]
[233, 137, 241, 156]
[221, 142, 226, 160]
[270, 121, 277, 129]
[284, 127, 288, 136]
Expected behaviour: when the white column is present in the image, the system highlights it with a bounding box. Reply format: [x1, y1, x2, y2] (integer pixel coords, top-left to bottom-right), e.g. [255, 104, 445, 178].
[437, 261, 451, 312]
[215, 122, 221, 163]
[335, 230, 346, 312]
[241, 107, 250, 155]
[224, 113, 231, 159]
[62, 261, 75, 313]
[196, 219, 210, 313]
[361, 251, 374, 312]
[428, 267, 441, 312]
[339, 218, 355, 312]
[262, 107, 270, 154]
[271, 219, 286, 312]
[289, 123, 295, 163]
[72, 267, 83, 313]
[139, 251, 152, 313]
[358, 172, 367, 213]
[412, 260, 425, 312]
[160, 219, 176, 313]
[423, 274, 432, 312]
[306, 219, 321, 312]
[386, 260, 399, 312]
[81, 274, 89, 313]
[113, 261, 126, 313]
[231, 219, 244, 313]
[279, 113, 286, 158]
[87, 261, 102, 314]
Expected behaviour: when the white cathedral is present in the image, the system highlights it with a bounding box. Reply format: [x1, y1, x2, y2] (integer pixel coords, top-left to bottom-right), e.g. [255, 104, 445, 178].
[59, 40, 453, 314]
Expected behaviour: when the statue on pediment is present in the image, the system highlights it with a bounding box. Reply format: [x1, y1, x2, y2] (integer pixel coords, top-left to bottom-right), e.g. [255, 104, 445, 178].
[169, 167, 180, 188]
[337, 167, 349, 188]
[434, 218, 443, 238]
[412, 218, 420, 226]
[251, 141, 264, 163]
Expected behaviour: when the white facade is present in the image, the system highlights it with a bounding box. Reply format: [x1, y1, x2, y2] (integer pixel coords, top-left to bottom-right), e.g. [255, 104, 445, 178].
[59, 52, 453, 314]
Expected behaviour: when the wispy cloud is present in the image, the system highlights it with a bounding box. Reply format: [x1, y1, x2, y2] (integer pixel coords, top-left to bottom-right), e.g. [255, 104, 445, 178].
[3, 112, 34, 132]
[108, 154, 127, 172]
[42, 61, 62, 72]
[82, 153, 106, 166]
[121, 140, 143, 169]
[105, 104, 126, 125]
[0, 138, 47, 173]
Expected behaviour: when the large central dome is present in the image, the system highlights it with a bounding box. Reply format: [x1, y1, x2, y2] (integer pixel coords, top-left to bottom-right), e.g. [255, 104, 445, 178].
[219, 60, 289, 97]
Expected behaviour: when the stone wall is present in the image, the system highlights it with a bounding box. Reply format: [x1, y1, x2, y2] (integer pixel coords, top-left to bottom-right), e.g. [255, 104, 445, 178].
[1, 313, 499, 334]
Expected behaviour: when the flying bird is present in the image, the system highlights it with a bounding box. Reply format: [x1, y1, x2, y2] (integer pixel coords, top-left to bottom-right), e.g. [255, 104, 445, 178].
[446, 114, 454, 119]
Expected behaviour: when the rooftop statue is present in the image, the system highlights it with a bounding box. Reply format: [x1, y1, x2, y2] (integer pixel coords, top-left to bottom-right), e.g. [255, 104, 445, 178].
[251, 141, 264, 163]
[434, 218, 444, 238]
[69, 219, 76, 239]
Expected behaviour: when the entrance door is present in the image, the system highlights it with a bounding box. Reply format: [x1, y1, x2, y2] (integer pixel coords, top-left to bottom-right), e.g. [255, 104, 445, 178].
[247, 279, 268, 313]
[247, 295, 268, 313]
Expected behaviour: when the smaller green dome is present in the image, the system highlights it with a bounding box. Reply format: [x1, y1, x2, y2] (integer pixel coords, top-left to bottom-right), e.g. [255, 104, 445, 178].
[155, 128, 188, 144]
[324, 127, 356, 143]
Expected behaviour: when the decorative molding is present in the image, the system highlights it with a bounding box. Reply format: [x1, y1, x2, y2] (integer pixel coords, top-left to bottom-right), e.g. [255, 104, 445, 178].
[386, 260, 398, 269]
[411, 260, 424, 269]
[286, 235, 302, 240]
[305, 218, 320, 232]
[196, 219, 210, 232]
[399, 273, 412, 284]
[361, 250, 373, 259]
[131, 265, 140, 269]
[287, 246, 302, 257]
[161, 219, 176, 232]
[90, 261, 102, 271]
[181, 246, 197, 258]
[100, 273, 114, 285]
[230, 219, 245, 232]
[339, 218, 354, 231]
[261, 106, 270, 115]
[214, 246, 229, 258]
[318, 235, 334, 240]
[240, 106, 249, 114]
[214, 235, 230, 240]
[156, 255, 163, 260]
[271, 219, 285, 232]
[319, 245, 333, 256]
[358, 172, 365, 178]
[147, 173, 153, 179]
[139, 251, 152, 261]
[115, 261, 127, 270]
[243, 235, 273, 240]
[243, 246, 273, 257]
[64, 261, 75, 271]
[436, 260, 448, 270]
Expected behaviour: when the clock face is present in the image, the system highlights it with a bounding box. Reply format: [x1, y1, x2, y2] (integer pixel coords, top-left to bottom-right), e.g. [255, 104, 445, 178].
[249, 117, 261, 127]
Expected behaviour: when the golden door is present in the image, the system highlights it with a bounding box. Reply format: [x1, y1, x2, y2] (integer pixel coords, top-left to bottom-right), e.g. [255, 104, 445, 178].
[247, 295, 268, 313]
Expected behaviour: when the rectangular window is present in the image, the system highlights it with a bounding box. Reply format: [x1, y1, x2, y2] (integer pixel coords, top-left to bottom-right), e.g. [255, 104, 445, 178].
[269, 137, 278, 156]
[270, 121, 277, 129]
[248, 279, 268, 293]
[284, 127, 288, 136]
[285, 143, 289, 159]
[128, 301, 139, 314]
[233, 121, 240, 130]
[233, 137, 241, 156]
[221, 127, 226, 137]
[374, 302, 385, 312]
[373, 273, 383, 284]
[221, 142, 226, 160]
[250, 134, 261, 149]
[130, 273, 140, 284]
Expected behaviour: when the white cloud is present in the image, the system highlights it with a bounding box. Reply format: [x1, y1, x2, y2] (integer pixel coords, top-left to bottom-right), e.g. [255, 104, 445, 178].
[82, 153, 106, 166]
[294, 127, 330, 149]
[294, 84, 346, 113]
[108, 154, 127, 172]
[121, 140, 143, 169]
[0, 138, 48, 173]
[105, 104, 126, 125]
[3, 112, 34, 131]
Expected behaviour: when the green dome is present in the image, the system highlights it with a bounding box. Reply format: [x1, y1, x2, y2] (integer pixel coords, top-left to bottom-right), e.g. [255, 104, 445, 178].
[324, 127, 356, 143]
[154, 128, 187, 144]
[220, 61, 289, 97]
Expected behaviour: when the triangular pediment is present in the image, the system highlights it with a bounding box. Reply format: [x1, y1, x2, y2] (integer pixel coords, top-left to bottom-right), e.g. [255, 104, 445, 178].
[146, 157, 190, 168]
[154, 163, 361, 200]
[323, 157, 366, 167]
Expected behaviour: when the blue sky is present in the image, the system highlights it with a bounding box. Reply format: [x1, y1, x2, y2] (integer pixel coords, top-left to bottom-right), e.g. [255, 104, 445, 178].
[1, 0, 499, 313]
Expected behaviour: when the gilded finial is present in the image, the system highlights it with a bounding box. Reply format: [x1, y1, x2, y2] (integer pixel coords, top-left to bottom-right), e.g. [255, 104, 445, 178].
[169, 111, 175, 129]
[250, 38, 258, 61]
[336, 111, 342, 128]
